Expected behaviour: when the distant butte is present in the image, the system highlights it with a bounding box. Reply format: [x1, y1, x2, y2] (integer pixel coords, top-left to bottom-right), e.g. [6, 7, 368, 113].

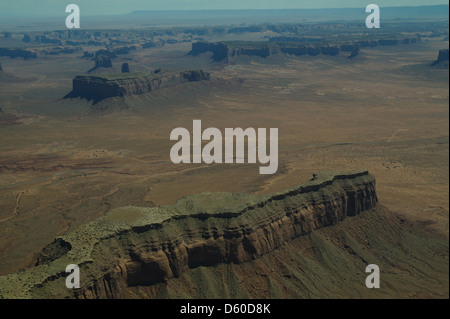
[189, 37, 420, 62]
[65, 69, 210, 103]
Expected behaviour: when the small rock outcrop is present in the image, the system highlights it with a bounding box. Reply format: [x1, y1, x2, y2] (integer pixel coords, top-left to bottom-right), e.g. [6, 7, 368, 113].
[348, 46, 360, 58]
[94, 55, 112, 68]
[432, 49, 449, 66]
[121, 63, 130, 73]
[82, 51, 94, 58]
[22, 34, 31, 43]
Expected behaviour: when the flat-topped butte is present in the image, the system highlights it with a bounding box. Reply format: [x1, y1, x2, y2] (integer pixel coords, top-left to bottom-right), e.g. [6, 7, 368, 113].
[66, 69, 210, 103]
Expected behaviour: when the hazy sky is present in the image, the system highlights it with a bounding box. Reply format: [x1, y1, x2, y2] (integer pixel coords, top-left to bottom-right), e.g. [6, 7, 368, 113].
[0, 0, 448, 16]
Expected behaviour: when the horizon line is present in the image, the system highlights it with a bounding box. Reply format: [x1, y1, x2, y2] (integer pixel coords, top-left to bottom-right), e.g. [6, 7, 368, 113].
[131, 4, 449, 10]
[0, 4, 449, 18]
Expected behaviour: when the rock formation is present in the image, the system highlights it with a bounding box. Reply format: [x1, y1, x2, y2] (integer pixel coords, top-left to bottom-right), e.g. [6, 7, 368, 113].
[378, 39, 398, 46]
[340, 43, 361, 58]
[0, 106, 20, 125]
[190, 37, 419, 62]
[34, 35, 62, 45]
[94, 55, 113, 69]
[269, 36, 325, 43]
[320, 45, 340, 56]
[0, 48, 37, 59]
[0, 170, 377, 298]
[306, 46, 321, 56]
[346, 45, 360, 58]
[82, 51, 94, 58]
[190, 42, 229, 61]
[22, 34, 31, 43]
[66, 69, 210, 103]
[142, 41, 157, 49]
[113, 46, 137, 55]
[121, 63, 130, 73]
[42, 47, 82, 55]
[432, 49, 449, 66]
[95, 49, 117, 59]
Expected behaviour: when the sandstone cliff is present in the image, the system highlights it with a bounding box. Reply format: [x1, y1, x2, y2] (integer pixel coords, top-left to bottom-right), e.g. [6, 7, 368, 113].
[0, 170, 378, 298]
[65, 69, 210, 103]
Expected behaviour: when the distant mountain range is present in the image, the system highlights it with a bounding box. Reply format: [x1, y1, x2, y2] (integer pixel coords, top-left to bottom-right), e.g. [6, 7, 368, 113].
[128, 5, 449, 23]
[0, 5, 447, 30]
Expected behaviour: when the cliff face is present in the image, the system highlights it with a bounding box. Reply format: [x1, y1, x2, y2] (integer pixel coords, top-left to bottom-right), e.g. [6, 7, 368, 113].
[190, 42, 229, 61]
[66, 69, 210, 103]
[190, 41, 328, 61]
[0, 170, 378, 299]
[432, 49, 449, 66]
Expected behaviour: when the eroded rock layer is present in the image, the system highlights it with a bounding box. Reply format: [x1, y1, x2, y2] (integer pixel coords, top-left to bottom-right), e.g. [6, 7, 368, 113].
[0, 170, 377, 299]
